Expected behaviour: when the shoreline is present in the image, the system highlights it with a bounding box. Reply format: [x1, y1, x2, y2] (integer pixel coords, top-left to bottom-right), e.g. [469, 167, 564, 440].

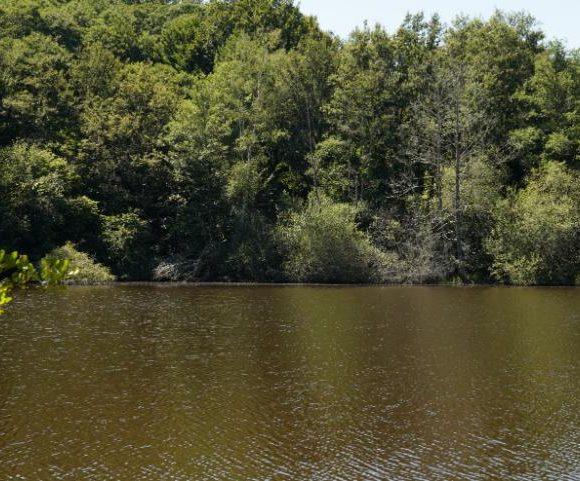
[62, 281, 579, 289]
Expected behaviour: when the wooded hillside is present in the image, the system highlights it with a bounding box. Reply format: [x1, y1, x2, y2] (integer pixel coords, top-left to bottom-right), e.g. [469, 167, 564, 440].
[0, 0, 578, 284]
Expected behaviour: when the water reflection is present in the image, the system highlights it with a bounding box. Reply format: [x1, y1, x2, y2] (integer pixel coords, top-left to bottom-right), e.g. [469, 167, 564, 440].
[0, 286, 578, 480]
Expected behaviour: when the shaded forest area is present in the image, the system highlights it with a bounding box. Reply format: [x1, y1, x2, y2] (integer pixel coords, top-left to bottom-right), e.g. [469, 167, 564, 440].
[0, 0, 578, 285]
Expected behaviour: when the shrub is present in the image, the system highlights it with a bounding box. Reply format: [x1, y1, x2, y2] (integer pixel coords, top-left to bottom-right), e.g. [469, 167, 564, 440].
[486, 161, 580, 285]
[371, 207, 453, 284]
[276, 194, 387, 283]
[44, 242, 115, 285]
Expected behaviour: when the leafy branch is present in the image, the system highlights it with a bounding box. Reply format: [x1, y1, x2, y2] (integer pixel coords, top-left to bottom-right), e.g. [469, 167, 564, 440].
[0, 250, 70, 315]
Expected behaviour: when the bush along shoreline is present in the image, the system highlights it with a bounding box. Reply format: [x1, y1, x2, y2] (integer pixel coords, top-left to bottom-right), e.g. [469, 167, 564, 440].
[0, 1, 578, 286]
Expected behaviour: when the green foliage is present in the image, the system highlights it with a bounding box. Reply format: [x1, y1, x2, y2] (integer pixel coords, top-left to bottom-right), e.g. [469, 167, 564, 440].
[102, 212, 153, 280]
[226, 160, 264, 206]
[439, 159, 505, 279]
[325, 25, 400, 202]
[43, 242, 115, 285]
[307, 138, 356, 202]
[0, 142, 77, 256]
[0, 285, 11, 314]
[159, 9, 216, 73]
[277, 194, 387, 283]
[486, 162, 580, 285]
[0, 249, 70, 314]
[0, 32, 73, 142]
[0, 2, 578, 285]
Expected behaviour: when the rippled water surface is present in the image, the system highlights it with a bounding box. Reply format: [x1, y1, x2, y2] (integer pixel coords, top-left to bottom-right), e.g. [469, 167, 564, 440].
[0, 286, 579, 480]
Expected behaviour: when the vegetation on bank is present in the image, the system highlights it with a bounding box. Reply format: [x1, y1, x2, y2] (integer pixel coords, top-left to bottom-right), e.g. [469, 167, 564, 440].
[0, 0, 578, 285]
[44, 242, 116, 284]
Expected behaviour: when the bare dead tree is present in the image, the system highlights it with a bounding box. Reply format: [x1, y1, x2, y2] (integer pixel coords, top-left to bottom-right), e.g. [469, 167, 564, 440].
[401, 58, 502, 280]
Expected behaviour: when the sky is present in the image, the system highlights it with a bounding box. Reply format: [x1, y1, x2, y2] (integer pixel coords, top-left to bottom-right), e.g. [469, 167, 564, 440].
[298, 0, 580, 47]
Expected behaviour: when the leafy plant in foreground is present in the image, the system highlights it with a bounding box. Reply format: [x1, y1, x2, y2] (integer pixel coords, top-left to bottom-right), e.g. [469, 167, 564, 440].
[0, 250, 70, 315]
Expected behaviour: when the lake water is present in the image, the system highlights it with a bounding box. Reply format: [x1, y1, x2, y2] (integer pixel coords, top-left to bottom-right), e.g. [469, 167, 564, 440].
[0, 285, 578, 480]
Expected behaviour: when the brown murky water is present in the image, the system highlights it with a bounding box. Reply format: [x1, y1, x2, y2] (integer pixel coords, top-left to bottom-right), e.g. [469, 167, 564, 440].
[0, 285, 579, 480]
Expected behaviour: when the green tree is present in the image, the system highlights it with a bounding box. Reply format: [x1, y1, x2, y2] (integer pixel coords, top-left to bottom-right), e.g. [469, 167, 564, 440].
[512, 43, 579, 171]
[486, 161, 580, 285]
[0, 33, 73, 143]
[325, 25, 400, 203]
[0, 143, 77, 257]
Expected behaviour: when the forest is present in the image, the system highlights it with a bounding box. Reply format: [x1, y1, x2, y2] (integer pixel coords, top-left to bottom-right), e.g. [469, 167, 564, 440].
[0, 0, 578, 285]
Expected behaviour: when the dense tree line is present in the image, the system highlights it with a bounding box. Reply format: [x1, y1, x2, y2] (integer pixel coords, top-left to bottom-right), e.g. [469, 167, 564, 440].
[0, 0, 578, 285]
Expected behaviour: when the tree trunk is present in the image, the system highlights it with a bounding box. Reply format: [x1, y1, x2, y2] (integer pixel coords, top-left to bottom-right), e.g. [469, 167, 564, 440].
[454, 89, 463, 279]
